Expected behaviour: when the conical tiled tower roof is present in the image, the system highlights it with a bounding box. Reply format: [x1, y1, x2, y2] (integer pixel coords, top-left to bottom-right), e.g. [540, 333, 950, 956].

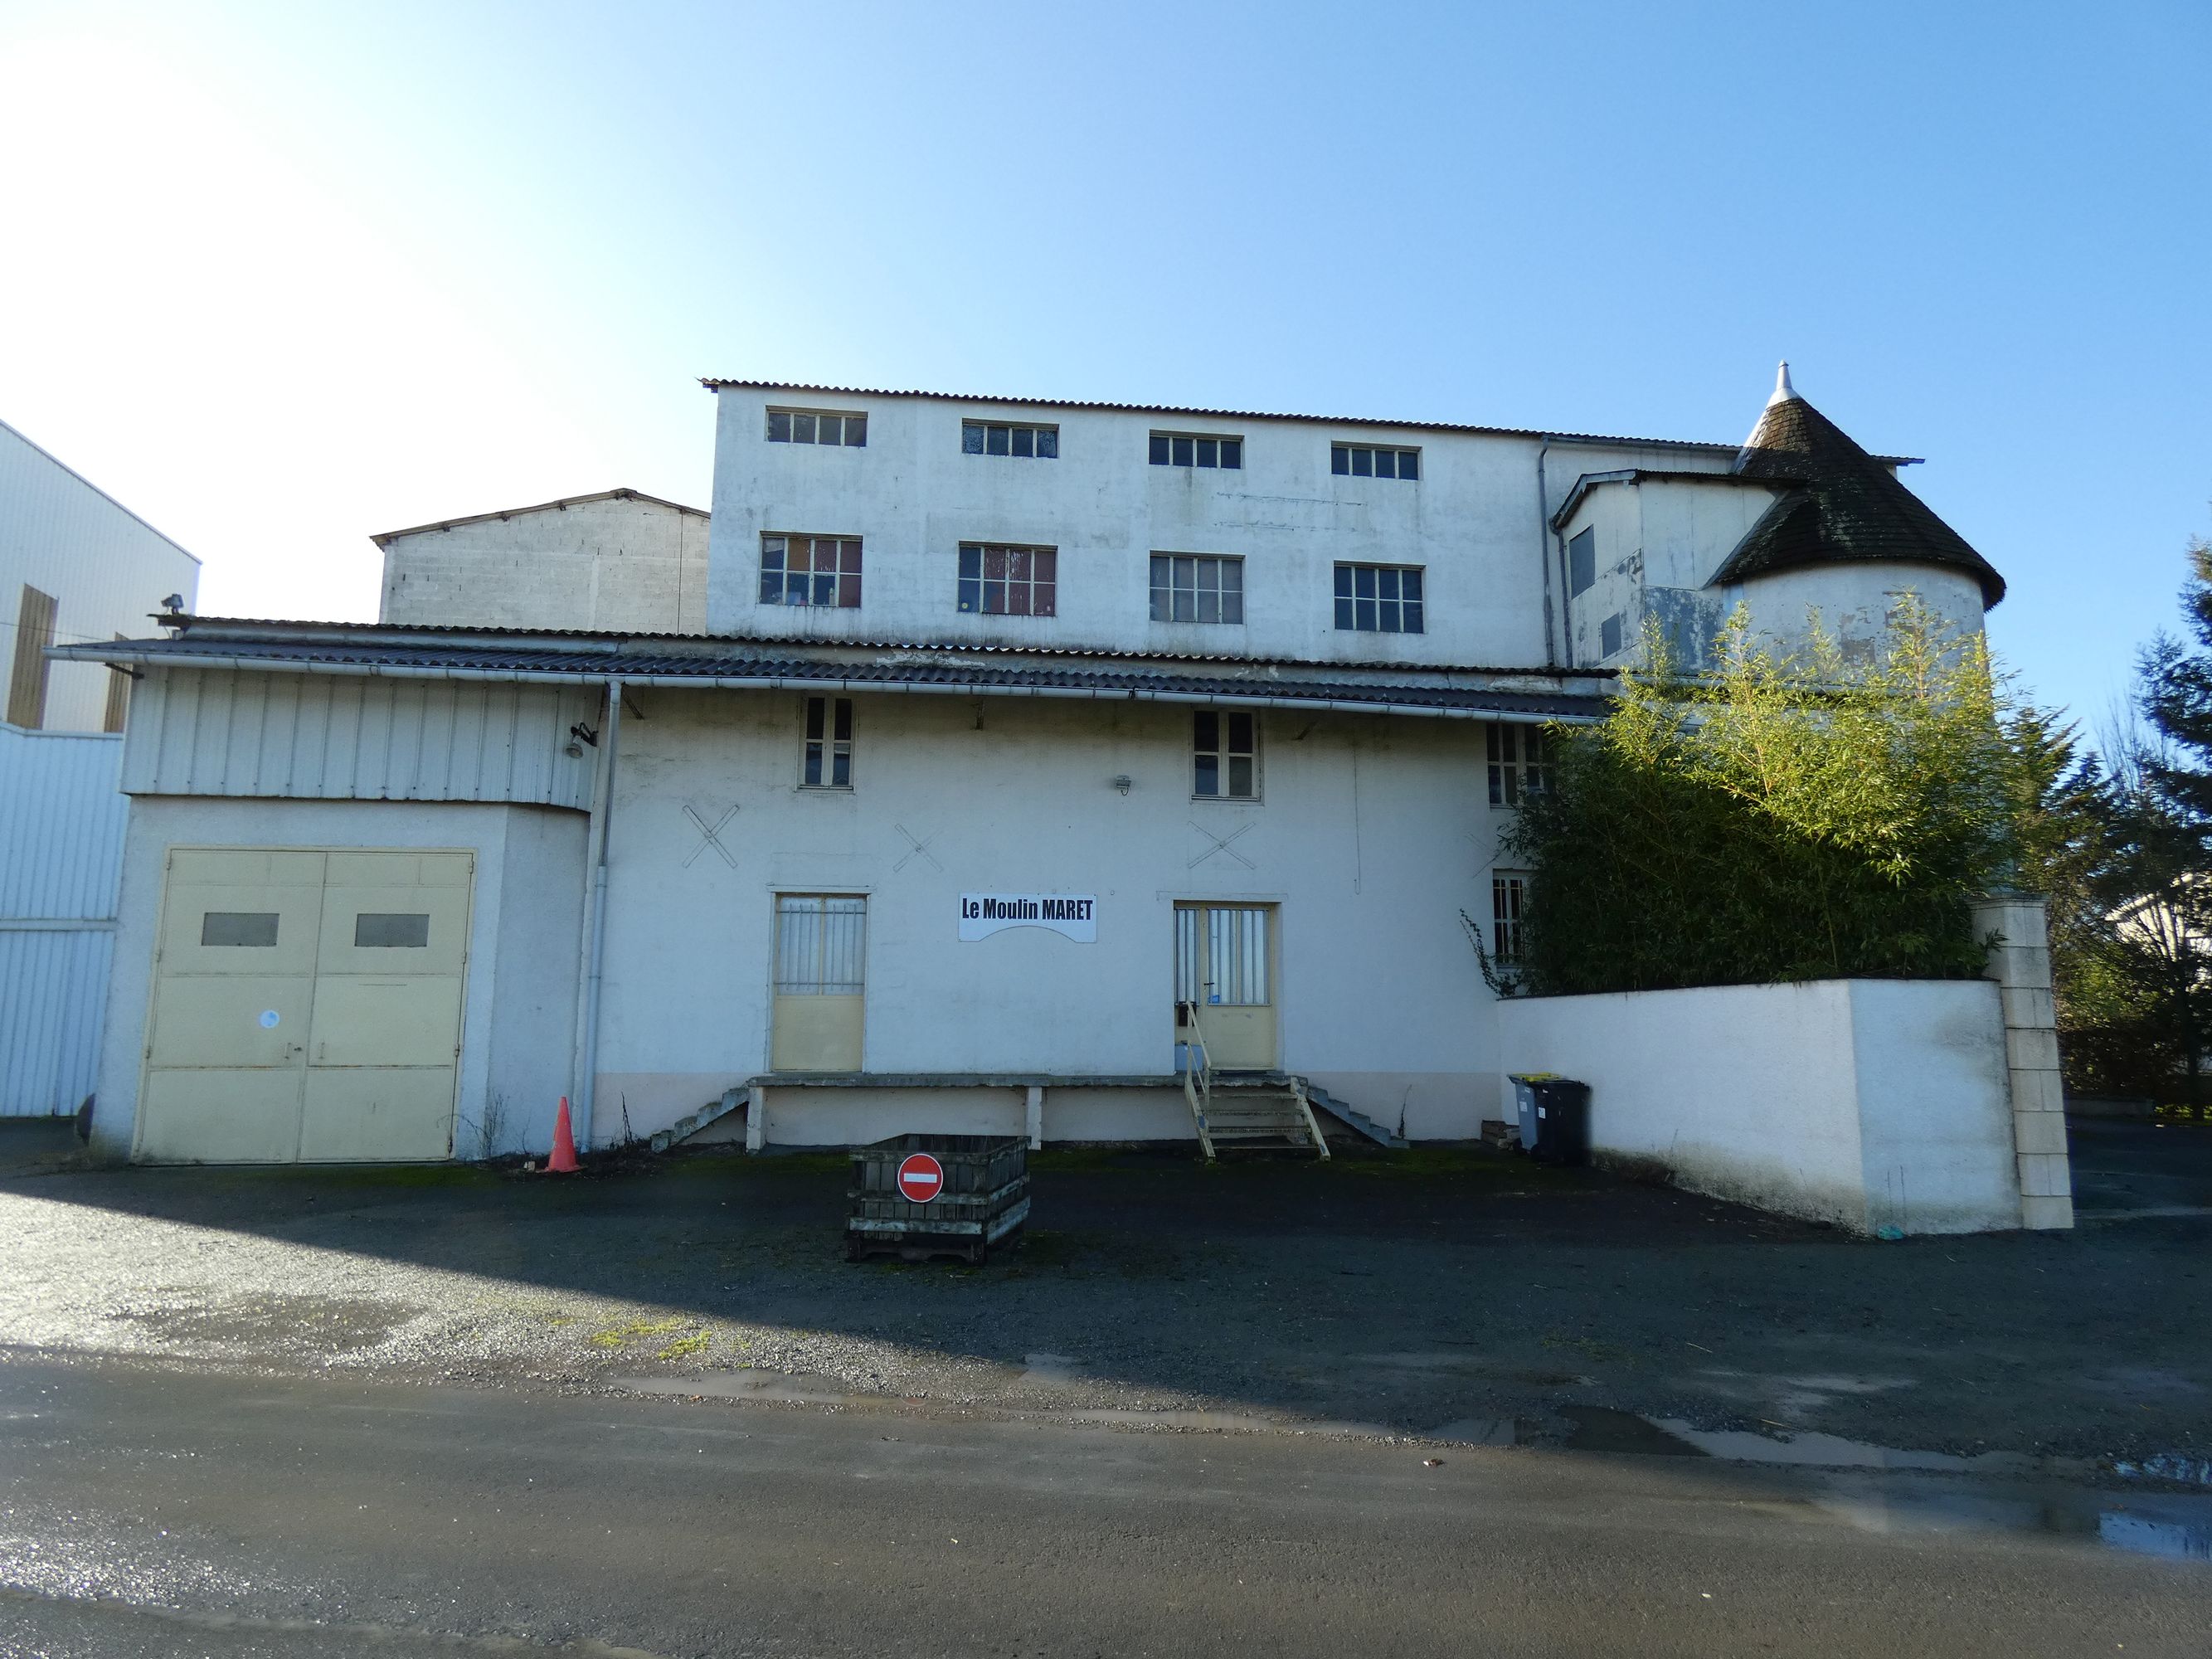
[1711, 364, 2004, 606]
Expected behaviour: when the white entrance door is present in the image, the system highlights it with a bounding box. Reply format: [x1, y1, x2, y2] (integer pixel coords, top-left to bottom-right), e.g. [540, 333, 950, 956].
[1174, 902, 1278, 1071]
[139, 848, 473, 1163]
[771, 894, 866, 1072]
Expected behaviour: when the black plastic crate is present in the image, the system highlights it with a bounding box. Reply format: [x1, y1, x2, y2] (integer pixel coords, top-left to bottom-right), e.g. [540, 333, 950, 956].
[845, 1133, 1029, 1263]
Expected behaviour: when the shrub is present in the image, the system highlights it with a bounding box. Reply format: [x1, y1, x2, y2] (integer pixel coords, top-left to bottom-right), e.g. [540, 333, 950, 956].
[1497, 599, 2026, 995]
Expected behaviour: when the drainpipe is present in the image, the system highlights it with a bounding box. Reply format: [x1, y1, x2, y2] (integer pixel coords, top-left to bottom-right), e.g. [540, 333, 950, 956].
[573, 679, 623, 1149]
[1536, 436, 1558, 668]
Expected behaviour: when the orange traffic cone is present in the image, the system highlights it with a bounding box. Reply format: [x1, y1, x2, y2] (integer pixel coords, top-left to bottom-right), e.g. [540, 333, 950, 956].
[547, 1096, 580, 1174]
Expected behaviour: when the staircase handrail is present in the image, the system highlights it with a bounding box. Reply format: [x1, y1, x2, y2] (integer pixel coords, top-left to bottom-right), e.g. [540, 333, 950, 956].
[1177, 999, 1217, 1158]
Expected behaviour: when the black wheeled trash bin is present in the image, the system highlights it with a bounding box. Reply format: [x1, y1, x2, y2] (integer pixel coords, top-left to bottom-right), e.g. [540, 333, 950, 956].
[844, 1133, 1029, 1264]
[1524, 1078, 1591, 1167]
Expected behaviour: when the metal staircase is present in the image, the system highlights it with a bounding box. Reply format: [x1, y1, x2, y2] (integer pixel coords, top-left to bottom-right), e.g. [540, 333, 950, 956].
[1179, 1002, 1330, 1160]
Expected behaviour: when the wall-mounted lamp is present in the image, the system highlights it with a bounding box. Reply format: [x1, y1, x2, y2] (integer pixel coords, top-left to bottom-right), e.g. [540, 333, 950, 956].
[1111, 775, 1133, 795]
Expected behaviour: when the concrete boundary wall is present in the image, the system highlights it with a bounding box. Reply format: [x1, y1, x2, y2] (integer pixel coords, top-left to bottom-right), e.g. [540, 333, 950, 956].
[1495, 978, 2024, 1233]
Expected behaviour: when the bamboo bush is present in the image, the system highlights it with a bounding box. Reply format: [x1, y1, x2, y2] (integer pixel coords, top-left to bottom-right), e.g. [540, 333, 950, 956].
[1495, 599, 2029, 995]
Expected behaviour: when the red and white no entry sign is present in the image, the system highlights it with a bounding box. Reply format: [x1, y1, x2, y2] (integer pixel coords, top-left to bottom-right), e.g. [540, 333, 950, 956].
[896, 1153, 945, 1204]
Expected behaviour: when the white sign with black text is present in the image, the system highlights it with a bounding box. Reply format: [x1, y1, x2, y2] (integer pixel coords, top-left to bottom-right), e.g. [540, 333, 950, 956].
[958, 893, 1098, 943]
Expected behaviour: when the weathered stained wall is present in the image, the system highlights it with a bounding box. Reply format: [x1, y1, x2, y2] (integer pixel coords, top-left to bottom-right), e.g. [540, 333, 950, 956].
[122, 669, 600, 810]
[705, 387, 1742, 667]
[588, 687, 1514, 1146]
[91, 797, 585, 1162]
[1555, 474, 1986, 673]
[1496, 978, 2022, 1233]
[379, 495, 710, 634]
[0, 416, 199, 732]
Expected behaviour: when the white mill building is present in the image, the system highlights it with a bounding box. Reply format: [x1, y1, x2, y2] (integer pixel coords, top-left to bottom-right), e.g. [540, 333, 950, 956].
[59, 367, 2015, 1175]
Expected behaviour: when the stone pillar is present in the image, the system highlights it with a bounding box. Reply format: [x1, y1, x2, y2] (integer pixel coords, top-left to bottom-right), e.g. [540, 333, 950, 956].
[746, 1087, 768, 1155]
[1971, 893, 2074, 1229]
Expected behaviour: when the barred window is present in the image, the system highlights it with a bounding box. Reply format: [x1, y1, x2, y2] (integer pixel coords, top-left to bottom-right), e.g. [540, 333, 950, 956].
[1331, 444, 1419, 480]
[1492, 873, 1529, 963]
[1194, 709, 1258, 800]
[802, 696, 853, 788]
[1333, 563, 1424, 634]
[766, 408, 867, 447]
[1488, 724, 1550, 806]
[962, 421, 1058, 459]
[1149, 431, 1242, 470]
[957, 545, 1057, 616]
[759, 535, 863, 608]
[1149, 554, 1243, 624]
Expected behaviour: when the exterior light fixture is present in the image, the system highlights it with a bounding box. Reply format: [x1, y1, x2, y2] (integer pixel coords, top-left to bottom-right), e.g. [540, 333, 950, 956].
[1111, 775, 1133, 795]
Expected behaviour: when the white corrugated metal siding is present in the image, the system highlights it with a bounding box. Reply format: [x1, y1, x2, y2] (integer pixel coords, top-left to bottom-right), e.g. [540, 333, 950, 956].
[124, 669, 600, 810]
[1, 725, 128, 1115]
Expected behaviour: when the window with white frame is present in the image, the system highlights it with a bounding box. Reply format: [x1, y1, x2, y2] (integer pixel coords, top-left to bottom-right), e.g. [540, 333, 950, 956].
[1333, 562, 1424, 634]
[1149, 431, 1242, 470]
[801, 696, 853, 788]
[961, 421, 1057, 459]
[1193, 709, 1257, 800]
[766, 408, 867, 447]
[1487, 724, 1549, 806]
[1491, 872, 1529, 963]
[1331, 444, 1419, 480]
[1150, 554, 1243, 624]
[957, 544, 1057, 615]
[759, 535, 863, 608]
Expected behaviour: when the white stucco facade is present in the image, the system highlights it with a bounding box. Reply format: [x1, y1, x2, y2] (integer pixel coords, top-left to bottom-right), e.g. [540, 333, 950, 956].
[589, 686, 1508, 1145]
[704, 385, 1751, 668]
[1554, 475, 1989, 671]
[378, 490, 709, 634]
[1496, 979, 2023, 1233]
[58, 371, 2043, 1235]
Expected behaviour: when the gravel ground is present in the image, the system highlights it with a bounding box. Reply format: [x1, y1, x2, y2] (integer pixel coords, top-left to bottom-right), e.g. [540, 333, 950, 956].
[2, 1125, 2207, 1470]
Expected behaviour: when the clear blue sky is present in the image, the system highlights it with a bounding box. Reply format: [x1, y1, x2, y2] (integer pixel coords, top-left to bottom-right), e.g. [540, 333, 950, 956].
[1, 0, 2204, 733]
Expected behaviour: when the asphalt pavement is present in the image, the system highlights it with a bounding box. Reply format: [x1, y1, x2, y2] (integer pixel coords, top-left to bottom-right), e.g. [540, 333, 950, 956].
[2, 1355, 2209, 1658]
[2, 1119, 2209, 1655]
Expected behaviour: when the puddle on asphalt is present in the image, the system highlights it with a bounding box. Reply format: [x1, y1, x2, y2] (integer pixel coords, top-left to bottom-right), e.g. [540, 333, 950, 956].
[1558, 1408, 2212, 1565]
[1559, 1407, 1709, 1457]
[1809, 1472, 2212, 1564]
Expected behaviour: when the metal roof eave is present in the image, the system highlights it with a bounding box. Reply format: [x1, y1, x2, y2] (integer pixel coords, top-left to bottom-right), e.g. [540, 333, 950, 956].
[49, 641, 1604, 725]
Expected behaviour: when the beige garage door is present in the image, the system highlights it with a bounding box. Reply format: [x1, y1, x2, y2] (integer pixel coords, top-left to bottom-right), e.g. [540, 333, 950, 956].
[139, 849, 474, 1163]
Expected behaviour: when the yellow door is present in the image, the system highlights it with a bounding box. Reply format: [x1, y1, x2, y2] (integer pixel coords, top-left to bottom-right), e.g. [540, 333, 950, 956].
[299, 851, 472, 1160]
[139, 848, 473, 1163]
[771, 894, 865, 1072]
[140, 850, 325, 1162]
[1174, 902, 1278, 1071]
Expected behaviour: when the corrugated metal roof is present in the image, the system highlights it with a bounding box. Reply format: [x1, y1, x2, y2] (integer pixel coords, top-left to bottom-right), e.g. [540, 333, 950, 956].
[141, 615, 1616, 679]
[701, 378, 1748, 454]
[371, 487, 708, 546]
[61, 629, 1610, 721]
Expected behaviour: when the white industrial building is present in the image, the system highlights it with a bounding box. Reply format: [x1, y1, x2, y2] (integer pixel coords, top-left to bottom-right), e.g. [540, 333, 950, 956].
[2, 416, 202, 1117]
[59, 367, 2023, 1187]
